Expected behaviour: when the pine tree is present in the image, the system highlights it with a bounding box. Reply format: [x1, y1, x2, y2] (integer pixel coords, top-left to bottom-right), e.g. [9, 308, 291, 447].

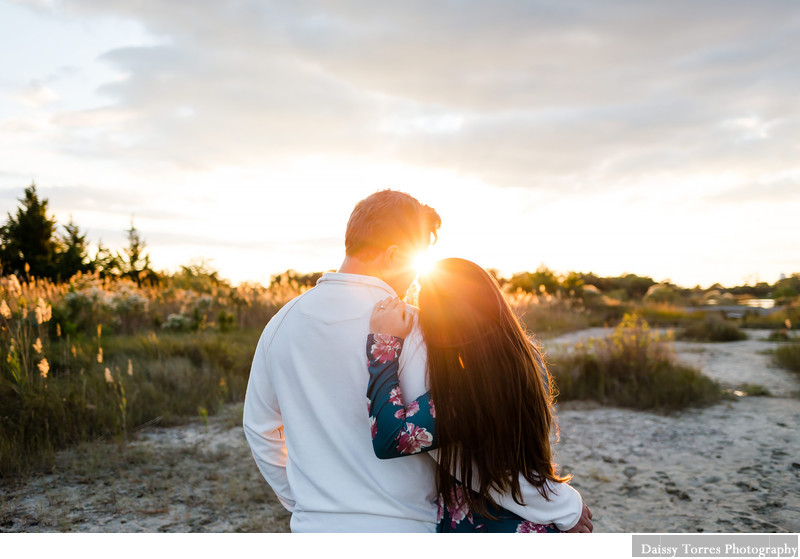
[0, 184, 58, 279]
[121, 219, 156, 284]
[92, 240, 123, 278]
[55, 217, 94, 280]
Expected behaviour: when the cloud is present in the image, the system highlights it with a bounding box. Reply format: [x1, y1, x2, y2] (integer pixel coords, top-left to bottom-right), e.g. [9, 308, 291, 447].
[0, 184, 186, 221]
[12, 84, 60, 107]
[14, 0, 800, 194]
[707, 175, 800, 205]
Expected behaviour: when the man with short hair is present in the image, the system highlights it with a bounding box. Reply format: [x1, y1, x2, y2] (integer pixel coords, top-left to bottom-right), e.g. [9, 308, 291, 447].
[243, 189, 590, 532]
[243, 190, 441, 532]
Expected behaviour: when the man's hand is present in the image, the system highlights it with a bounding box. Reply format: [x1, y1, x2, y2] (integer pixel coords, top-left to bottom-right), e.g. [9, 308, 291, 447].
[370, 297, 413, 339]
[566, 501, 593, 533]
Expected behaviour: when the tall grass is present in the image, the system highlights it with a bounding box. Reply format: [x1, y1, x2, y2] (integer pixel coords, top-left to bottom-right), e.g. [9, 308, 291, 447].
[507, 289, 633, 339]
[636, 304, 704, 328]
[678, 316, 748, 342]
[739, 304, 800, 330]
[548, 314, 723, 410]
[0, 271, 304, 477]
[772, 341, 800, 374]
[509, 290, 590, 338]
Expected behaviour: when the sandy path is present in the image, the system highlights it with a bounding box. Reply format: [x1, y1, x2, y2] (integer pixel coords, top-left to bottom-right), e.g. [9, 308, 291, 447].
[1, 329, 798, 532]
[547, 327, 800, 533]
[0, 405, 292, 532]
[547, 327, 799, 397]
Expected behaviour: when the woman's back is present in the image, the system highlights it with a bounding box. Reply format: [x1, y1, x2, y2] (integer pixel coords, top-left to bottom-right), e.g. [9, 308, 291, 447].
[366, 258, 591, 532]
[418, 258, 568, 517]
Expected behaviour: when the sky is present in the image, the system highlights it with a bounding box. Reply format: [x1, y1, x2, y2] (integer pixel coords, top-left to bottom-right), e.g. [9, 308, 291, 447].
[1, 0, 799, 288]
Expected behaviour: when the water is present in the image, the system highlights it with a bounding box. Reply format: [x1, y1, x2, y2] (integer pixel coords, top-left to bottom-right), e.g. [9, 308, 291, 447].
[742, 299, 775, 309]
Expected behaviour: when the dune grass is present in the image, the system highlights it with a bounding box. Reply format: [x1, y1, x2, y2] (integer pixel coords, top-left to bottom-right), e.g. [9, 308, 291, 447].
[0, 328, 263, 477]
[772, 341, 800, 374]
[0, 271, 299, 478]
[678, 316, 748, 342]
[547, 314, 723, 410]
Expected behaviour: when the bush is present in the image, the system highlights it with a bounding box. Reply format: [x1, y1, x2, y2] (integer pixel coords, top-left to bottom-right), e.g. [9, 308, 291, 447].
[0, 269, 309, 477]
[740, 306, 800, 330]
[637, 304, 703, 327]
[678, 316, 747, 342]
[548, 314, 723, 410]
[767, 330, 792, 342]
[0, 328, 262, 477]
[507, 290, 590, 338]
[734, 383, 771, 397]
[772, 342, 800, 373]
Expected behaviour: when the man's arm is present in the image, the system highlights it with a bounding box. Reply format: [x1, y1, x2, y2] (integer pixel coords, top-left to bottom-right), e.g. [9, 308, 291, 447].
[242, 314, 296, 512]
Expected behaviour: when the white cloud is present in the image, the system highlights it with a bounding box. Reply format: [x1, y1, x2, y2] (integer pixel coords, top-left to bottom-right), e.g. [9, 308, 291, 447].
[27, 0, 794, 190]
[12, 84, 59, 107]
[2, 0, 799, 285]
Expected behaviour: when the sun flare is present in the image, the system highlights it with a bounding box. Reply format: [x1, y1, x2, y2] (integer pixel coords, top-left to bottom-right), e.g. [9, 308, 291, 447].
[413, 250, 437, 276]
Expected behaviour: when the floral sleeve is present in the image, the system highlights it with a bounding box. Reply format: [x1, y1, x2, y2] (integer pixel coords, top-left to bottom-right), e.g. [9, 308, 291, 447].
[366, 333, 438, 459]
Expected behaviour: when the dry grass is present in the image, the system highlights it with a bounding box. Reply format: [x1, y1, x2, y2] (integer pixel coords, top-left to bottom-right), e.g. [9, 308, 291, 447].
[548, 314, 723, 410]
[0, 403, 292, 532]
[678, 316, 748, 342]
[772, 341, 800, 374]
[0, 271, 297, 478]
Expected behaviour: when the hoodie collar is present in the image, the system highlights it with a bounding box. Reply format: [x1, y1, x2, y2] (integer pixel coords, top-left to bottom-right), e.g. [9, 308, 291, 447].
[316, 272, 398, 298]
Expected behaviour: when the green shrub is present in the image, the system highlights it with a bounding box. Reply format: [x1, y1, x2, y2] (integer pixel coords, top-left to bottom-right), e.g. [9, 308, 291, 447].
[637, 304, 703, 328]
[678, 316, 747, 342]
[507, 291, 591, 339]
[740, 305, 800, 330]
[0, 328, 261, 477]
[734, 383, 771, 397]
[548, 314, 722, 410]
[773, 342, 800, 373]
[0, 269, 307, 477]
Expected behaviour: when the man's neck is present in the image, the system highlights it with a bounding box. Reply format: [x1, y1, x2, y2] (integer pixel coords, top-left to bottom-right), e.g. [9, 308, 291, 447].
[338, 256, 406, 298]
[338, 256, 380, 278]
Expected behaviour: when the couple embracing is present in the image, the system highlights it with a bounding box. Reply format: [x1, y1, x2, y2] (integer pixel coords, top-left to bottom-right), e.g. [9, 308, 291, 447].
[243, 190, 593, 533]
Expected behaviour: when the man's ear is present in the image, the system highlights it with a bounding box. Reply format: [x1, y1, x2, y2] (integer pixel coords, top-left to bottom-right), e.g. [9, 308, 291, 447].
[384, 245, 401, 267]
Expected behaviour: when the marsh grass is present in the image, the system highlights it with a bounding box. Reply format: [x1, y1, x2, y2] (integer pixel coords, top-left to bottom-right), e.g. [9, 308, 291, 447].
[0, 328, 261, 477]
[2, 407, 291, 532]
[772, 342, 800, 374]
[636, 304, 704, 327]
[0, 269, 299, 478]
[733, 383, 772, 397]
[739, 304, 800, 330]
[508, 290, 637, 339]
[548, 314, 723, 410]
[678, 316, 748, 342]
[767, 330, 793, 342]
[507, 291, 590, 338]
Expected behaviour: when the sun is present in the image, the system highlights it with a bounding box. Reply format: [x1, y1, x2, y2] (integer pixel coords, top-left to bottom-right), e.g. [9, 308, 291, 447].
[413, 250, 437, 276]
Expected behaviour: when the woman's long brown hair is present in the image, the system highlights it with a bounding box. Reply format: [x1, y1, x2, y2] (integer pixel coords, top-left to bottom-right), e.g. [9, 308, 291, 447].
[418, 258, 570, 517]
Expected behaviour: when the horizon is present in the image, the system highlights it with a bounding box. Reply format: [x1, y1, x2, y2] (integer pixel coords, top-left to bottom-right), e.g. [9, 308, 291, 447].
[1, 181, 796, 291]
[2, 1, 799, 289]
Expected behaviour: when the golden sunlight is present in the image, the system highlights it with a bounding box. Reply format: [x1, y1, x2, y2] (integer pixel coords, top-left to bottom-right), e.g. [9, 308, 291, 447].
[413, 250, 437, 276]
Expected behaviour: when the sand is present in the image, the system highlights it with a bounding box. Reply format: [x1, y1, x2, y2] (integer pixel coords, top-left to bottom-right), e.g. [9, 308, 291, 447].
[1, 328, 798, 532]
[548, 327, 799, 533]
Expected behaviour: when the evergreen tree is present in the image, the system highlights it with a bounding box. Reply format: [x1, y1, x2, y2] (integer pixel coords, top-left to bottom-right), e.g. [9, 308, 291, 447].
[120, 220, 156, 284]
[55, 217, 94, 280]
[92, 240, 123, 278]
[0, 183, 58, 279]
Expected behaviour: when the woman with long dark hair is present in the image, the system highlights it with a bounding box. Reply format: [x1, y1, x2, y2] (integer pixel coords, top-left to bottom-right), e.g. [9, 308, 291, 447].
[366, 258, 592, 532]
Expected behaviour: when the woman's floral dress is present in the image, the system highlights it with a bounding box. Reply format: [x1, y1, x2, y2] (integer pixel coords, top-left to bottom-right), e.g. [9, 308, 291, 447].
[366, 333, 561, 533]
